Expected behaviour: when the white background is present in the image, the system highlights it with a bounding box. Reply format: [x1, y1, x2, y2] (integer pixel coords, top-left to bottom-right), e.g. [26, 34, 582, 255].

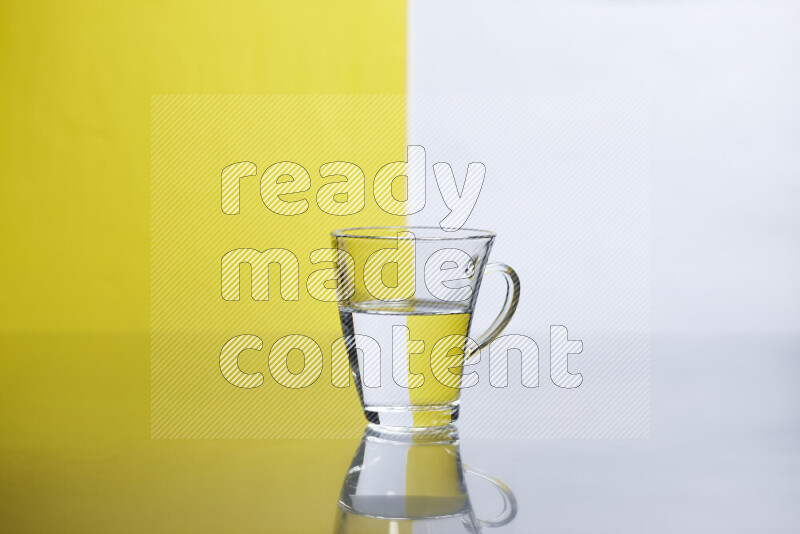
[410, 0, 799, 337]
[408, 1, 800, 531]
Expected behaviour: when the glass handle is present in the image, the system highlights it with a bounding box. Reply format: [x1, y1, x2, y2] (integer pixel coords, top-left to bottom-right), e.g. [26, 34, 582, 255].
[464, 465, 518, 528]
[471, 263, 520, 355]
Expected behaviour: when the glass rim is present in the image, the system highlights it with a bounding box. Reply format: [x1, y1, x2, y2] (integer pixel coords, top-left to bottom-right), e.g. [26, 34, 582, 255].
[331, 226, 496, 241]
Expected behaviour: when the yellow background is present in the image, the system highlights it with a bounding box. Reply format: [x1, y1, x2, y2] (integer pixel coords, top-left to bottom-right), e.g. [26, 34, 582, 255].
[0, 0, 405, 531]
[150, 94, 405, 438]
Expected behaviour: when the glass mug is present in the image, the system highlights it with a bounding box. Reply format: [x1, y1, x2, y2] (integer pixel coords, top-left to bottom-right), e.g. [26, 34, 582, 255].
[336, 424, 517, 533]
[332, 227, 520, 428]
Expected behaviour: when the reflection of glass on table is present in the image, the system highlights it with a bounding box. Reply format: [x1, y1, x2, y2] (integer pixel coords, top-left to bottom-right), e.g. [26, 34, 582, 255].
[335, 424, 517, 533]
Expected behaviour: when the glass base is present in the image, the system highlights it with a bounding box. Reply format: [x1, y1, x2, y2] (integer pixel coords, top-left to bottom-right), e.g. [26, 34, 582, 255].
[363, 404, 459, 428]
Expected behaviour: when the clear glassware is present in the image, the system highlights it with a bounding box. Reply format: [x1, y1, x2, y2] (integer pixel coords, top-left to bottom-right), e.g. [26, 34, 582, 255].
[332, 227, 520, 428]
